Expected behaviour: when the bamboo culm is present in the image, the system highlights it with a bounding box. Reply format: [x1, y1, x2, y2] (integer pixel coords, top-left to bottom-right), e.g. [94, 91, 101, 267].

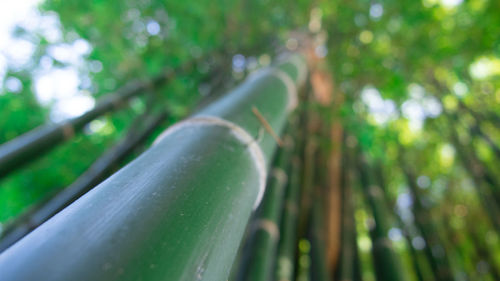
[337, 153, 358, 281]
[444, 119, 500, 231]
[275, 97, 308, 281]
[309, 190, 330, 281]
[241, 140, 291, 281]
[399, 160, 455, 281]
[0, 111, 168, 252]
[356, 153, 407, 281]
[0, 54, 307, 281]
[0, 58, 200, 179]
[275, 155, 303, 281]
[373, 161, 427, 281]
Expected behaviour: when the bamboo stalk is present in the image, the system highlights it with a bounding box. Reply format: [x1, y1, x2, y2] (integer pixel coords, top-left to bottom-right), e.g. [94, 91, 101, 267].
[442, 118, 500, 231]
[0, 111, 168, 252]
[338, 151, 357, 281]
[356, 153, 407, 281]
[467, 219, 500, 280]
[241, 138, 292, 281]
[372, 161, 428, 281]
[297, 92, 319, 240]
[0, 54, 307, 281]
[325, 118, 343, 275]
[309, 189, 330, 281]
[343, 137, 363, 281]
[275, 148, 304, 281]
[0, 58, 200, 179]
[398, 157, 455, 281]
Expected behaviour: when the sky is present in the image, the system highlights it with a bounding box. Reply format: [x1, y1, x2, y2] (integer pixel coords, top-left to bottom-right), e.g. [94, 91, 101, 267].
[0, 0, 95, 122]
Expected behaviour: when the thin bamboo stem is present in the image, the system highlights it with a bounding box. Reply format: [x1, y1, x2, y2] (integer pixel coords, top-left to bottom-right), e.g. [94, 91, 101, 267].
[0, 57, 201, 179]
[0, 111, 168, 252]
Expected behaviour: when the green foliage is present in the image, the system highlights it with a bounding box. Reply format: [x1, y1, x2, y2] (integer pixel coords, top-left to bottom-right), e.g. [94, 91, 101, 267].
[1, 0, 500, 279]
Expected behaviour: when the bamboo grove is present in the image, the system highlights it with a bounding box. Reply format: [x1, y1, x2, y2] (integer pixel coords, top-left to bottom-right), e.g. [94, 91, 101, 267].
[1, 0, 500, 281]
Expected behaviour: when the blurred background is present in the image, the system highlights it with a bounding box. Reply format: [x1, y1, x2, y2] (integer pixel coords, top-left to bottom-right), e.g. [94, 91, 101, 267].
[0, 0, 499, 280]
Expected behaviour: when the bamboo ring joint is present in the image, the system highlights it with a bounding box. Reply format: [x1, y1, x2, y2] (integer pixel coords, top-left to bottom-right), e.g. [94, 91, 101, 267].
[153, 115, 267, 209]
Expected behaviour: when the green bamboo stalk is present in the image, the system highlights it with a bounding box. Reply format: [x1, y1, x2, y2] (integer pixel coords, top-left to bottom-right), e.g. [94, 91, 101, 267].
[352, 228, 363, 281]
[373, 162, 428, 281]
[339, 138, 363, 281]
[275, 152, 303, 281]
[0, 58, 200, 179]
[468, 221, 500, 280]
[450, 112, 500, 203]
[0, 53, 307, 281]
[0, 111, 168, 252]
[356, 153, 407, 281]
[296, 238, 312, 281]
[469, 123, 500, 160]
[309, 190, 330, 281]
[399, 160, 455, 281]
[274, 89, 309, 281]
[241, 140, 292, 281]
[443, 119, 500, 231]
[338, 165, 357, 281]
[297, 96, 317, 240]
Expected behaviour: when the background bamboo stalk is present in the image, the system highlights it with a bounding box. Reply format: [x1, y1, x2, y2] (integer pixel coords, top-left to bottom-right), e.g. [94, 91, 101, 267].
[337, 145, 358, 281]
[356, 152, 407, 281]
[241, 140, 291, 281]
[443, 119, 500, 231]
[309, 188, 330, 281]
[0, 58, 199, 179]
[0, 111, 168, 252]
[371, 160, 430, 281]
[275, 154, 303, 281]
[399, 157, 455, 281]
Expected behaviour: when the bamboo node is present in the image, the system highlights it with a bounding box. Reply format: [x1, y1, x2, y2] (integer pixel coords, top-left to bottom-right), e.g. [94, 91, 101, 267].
[285, 200, 299, 215]
[272, 168, 288, 184]
[152, 115, 267, 209]
[254, 219, 280, 241]
[111, 96, 126, 109]
[61, 123, 75, 140]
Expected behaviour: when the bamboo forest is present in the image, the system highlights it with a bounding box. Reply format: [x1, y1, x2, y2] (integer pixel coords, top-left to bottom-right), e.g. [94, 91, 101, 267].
[0, 0, 499, 280]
